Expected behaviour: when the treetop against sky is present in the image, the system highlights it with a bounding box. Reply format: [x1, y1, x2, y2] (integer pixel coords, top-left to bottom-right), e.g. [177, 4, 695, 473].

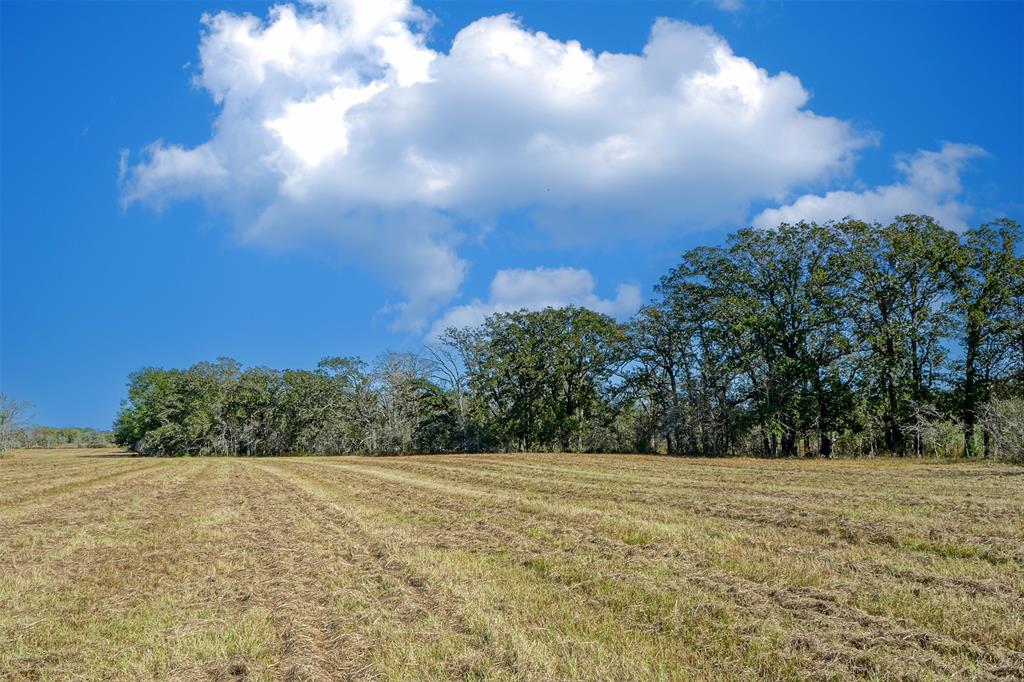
[1, 0, 1021, 427]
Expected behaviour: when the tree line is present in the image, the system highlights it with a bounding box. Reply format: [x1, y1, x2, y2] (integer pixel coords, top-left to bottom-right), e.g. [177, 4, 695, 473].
[113, 216, 1024, 461]
[0, 394, 113, 456]
[14, 426, 113, 449]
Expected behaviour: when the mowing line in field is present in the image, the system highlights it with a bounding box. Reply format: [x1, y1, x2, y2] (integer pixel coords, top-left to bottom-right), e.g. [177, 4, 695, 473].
[285, 457, 1024, 569]
[263, 457, 1023, 678]
[2, 452, 1022, 680]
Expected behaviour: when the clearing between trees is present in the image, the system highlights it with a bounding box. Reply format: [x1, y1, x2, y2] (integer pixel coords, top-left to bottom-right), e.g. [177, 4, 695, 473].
[1, 449, 1021, 680]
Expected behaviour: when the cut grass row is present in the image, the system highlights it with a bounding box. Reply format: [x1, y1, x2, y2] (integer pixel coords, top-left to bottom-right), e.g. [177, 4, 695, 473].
[1, 449, 1021, 680]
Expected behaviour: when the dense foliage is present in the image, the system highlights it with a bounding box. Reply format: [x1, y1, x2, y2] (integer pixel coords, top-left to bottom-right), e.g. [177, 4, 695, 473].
[113, 216, 1024, 460]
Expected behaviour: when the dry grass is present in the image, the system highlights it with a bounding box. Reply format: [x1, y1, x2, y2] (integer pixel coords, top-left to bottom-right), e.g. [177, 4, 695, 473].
[1, 449, 1022, 681]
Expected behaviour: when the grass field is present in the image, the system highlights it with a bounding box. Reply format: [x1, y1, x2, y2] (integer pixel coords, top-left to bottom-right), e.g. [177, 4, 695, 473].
[1, 449, 1022, 681]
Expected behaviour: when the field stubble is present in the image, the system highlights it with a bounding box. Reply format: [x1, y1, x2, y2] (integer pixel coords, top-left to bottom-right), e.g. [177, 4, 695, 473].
[1, 449, 1021, 680]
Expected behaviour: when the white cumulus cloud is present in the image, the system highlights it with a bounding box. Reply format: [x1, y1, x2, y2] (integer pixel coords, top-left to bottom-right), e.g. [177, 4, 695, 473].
[753, 142, 986, 230]
[122, 0, 868, 330]
[427, 267, 642, 339]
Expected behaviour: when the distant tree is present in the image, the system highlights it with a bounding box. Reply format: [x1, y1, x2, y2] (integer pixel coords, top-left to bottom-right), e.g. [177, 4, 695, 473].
[950, 219, 1023, 456]
[369, 352, 457, 453]
[626, 302, 690, 454]
[1008, 281, 1024, 393]
[0, 394, 32, 457]
[443, 307, 625, 452]
[845, 215, 960, 455]
[695, 223, 855, 456]
[424, 343, 473, 447]
[628, 267, 743, 456]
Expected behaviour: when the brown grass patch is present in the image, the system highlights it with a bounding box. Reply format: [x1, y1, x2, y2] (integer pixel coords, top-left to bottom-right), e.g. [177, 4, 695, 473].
[1, 449, 1021, 680]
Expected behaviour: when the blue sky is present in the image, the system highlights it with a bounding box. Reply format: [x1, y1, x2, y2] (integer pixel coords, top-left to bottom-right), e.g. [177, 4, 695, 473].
[2, 0, 1022, 428]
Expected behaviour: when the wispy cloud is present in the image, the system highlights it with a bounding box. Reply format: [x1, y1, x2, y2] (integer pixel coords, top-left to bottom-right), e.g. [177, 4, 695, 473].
[754, 142, 986, 230]
[712, 0, 744, 13]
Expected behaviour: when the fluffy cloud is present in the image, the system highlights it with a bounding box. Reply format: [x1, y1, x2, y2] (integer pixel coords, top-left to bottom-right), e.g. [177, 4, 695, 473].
[122, 0, 867, 329]
[753, 142, 986, 230]
[427, 267, 641, 339]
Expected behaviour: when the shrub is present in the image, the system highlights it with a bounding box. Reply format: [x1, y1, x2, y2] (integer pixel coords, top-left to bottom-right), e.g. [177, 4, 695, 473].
[979, 398, 1024, 463]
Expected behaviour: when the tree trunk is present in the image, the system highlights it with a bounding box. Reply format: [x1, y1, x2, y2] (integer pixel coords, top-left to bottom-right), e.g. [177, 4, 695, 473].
[815, 374, 831, 458]
[963, 323, 980, 457]
[781, 411, 797, 457]
[667, 361, 682, 456]
[884, 334, 903, 455]
[820, 432, 833, 458]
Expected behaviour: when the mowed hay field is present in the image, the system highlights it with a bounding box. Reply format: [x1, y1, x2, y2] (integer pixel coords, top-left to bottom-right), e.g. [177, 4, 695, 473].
[1, 451, 1022, 681]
